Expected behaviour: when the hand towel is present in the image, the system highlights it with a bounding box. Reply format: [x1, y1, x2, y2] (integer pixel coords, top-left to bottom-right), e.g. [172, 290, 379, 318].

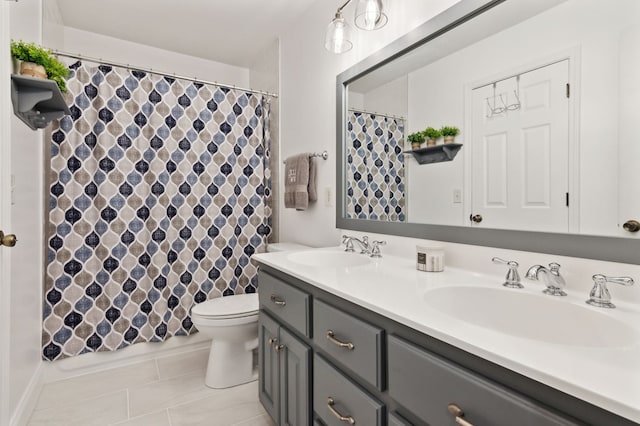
[284, 153, 316, 210]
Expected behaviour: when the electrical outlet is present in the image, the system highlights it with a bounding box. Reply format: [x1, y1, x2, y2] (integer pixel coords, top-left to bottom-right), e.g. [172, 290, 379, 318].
[324, 186, 333, 207]
[453, 188, 462, 203]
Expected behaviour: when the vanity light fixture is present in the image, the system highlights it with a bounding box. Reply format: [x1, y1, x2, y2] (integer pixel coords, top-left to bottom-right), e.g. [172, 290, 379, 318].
[325, 0, 388, 54]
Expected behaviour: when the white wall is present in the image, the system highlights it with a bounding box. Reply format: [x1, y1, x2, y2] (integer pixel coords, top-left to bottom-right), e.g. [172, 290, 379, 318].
[62, 27, 250, 87]
[8, 0, 47, 422]
[406, 0, 637, 234]
[278, 0, 459, 247]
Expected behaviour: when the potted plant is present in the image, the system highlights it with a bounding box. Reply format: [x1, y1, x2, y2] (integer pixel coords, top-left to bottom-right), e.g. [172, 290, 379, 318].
[10, 40, 70, 93]
[407, 132, 425, 150]
[440, 126, 460, 144]
[423, 127, 441, 146]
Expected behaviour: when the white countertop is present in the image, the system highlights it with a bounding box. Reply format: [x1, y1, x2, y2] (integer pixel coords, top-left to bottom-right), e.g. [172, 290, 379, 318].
[253, 247, 640, 423]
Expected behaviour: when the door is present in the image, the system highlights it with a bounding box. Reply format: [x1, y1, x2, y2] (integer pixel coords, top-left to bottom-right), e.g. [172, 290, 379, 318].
[279, 327, 311, 426]
[259, 312, 280, 424]
[0, 2, 14, 424]
[471, 60, 570, 232]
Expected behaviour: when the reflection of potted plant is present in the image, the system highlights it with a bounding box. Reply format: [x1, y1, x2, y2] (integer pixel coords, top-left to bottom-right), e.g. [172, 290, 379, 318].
[423, 127, 441, 146]
[441, 126, 459, 144]
[10, 40, 70, 92]
[407, 132, 425, 150]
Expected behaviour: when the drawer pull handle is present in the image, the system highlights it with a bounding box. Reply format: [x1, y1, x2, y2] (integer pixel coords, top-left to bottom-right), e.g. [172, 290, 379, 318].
[268, 338, 278, 346]
[447, 404, 474, 426]
[326, 330, 355, 350]
[327, 397, 355, 425]
[274, 344, 285, 352]
[270, 294, 286, 306]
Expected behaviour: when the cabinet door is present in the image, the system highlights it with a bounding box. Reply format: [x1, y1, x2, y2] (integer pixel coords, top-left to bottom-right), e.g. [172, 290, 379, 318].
[279, 327, 311, 426]
[259, 312, 280, 424]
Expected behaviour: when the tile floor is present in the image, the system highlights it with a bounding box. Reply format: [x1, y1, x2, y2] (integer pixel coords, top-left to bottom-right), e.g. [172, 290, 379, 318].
[27, 348, 274, 426]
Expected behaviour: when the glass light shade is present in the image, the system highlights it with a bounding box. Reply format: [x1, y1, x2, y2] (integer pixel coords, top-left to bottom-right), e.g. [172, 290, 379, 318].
[325, 12, 353, 53]
[354, 0, 387, 30]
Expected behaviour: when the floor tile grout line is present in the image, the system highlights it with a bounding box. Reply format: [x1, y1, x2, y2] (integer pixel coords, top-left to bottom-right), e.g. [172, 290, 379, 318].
[154, 357, 161, 380]
[166, 408, 173, 426]
[125, 388, 130, 420]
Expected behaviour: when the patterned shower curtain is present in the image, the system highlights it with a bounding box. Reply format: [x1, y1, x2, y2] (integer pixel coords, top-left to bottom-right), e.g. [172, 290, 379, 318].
[43, 61, 271, 361]
[346, 111, 405, 221]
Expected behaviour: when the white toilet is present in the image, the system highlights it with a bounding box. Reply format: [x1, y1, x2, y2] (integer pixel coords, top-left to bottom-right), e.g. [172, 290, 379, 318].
[191, 293, 260, 389]
[191, 243, 309, 389]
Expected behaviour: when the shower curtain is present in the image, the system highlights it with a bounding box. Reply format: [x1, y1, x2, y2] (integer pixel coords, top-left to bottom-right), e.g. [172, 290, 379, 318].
[346, 111, 405, 221]
[43, 61, 271, 361]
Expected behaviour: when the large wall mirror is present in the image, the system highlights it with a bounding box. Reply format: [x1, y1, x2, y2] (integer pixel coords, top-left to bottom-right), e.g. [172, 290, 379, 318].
[336, 0, 640, 264]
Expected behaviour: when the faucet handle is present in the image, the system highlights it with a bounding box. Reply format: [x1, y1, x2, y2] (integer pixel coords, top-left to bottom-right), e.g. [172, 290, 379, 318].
[586, 274, 634, 309]
[370, 240, 386, 258]
[549, 262, 561, 273]
[342, 235, 355, 252]
[492, 257, 523, 289]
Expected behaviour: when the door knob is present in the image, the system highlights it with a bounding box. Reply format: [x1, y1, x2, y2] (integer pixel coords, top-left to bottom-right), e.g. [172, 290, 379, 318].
[623, 220, 640, 233]
[0, 231, 17, 247]
[470, 214, 483, 223]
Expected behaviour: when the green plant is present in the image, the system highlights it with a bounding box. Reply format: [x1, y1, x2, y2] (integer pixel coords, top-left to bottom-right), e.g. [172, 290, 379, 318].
[423, 127, 441, 139]
[10, 40, 70, 92]
[440, 126, 460, 137]
[407, 132, 425, 144]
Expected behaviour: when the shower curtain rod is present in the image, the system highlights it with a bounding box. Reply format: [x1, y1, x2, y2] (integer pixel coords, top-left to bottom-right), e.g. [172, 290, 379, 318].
[348, 108, 405, 121]
[50, 50, 279, 99]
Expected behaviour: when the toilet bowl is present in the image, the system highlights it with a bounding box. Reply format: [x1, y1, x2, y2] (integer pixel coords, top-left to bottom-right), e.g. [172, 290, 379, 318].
[191, 293, 259, 389]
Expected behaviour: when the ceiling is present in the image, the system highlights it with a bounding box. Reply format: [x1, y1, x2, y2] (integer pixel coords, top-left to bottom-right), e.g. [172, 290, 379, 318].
[55, 0, 319, 68]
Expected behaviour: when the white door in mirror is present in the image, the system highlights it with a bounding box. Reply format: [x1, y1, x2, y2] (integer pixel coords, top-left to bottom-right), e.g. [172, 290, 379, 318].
[471, 60, 569, 232]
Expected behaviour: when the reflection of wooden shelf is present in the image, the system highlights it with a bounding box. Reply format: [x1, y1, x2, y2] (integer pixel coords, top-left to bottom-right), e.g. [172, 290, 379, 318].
[404, 143, 463, 165]
[10, 74, 70, 130]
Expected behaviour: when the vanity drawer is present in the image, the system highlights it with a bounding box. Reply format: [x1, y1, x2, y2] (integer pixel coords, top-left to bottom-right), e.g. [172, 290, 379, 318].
[388, 335, 578, 426]
[259, 271, 311, 337]
[313, 299, 384, 389]
[313, 355, 384, 426]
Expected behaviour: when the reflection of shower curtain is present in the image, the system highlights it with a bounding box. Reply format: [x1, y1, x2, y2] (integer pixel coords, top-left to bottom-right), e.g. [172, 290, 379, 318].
[43, 61, 271, 361]
[346, 111, 405, 221]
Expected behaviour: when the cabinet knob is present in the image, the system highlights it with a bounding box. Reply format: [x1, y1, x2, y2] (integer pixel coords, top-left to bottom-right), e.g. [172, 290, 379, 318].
[327, 397, 355, 425]
[0, 231, 17, 247]
[447, 403, 474, 426]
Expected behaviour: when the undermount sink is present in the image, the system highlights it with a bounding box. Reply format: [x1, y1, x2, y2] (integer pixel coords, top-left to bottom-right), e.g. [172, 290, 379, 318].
[286, 250, 372, 268]
[425, 286, 638, 348]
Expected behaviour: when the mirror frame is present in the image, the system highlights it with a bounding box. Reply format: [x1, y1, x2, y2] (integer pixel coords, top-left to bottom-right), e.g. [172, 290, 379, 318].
[336, 0, 640, 265]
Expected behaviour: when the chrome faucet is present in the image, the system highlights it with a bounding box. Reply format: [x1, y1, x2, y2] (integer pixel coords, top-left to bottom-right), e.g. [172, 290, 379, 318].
[525, 262, 567, 296]
[342, 235, 370, 254]
[586, 274, 634, 309]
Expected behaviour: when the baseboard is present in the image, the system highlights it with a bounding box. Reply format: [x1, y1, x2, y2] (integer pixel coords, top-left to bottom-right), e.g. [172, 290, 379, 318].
[10, 362, 44, 426]
[41, 333, 211, 384]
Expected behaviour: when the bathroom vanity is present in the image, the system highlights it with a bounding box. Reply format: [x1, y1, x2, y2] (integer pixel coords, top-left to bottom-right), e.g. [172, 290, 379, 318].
[254, 249, 640, 426]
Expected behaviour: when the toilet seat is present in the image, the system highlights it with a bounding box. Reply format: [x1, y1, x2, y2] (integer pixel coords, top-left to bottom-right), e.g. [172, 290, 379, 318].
[191, 293, 259, 320]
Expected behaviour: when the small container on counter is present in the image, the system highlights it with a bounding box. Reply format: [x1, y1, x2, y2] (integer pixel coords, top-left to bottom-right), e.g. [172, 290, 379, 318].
[416, 245, 445, 272]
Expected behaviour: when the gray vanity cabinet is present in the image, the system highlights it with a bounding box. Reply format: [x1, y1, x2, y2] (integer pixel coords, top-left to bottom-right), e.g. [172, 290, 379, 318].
[388, 335, 577, 426]
[258, 267, 633, 426]
[258, 311, 311, 426]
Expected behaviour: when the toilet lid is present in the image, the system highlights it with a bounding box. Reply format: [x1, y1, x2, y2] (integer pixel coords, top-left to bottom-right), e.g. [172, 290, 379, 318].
[191, 293, 259, 319]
